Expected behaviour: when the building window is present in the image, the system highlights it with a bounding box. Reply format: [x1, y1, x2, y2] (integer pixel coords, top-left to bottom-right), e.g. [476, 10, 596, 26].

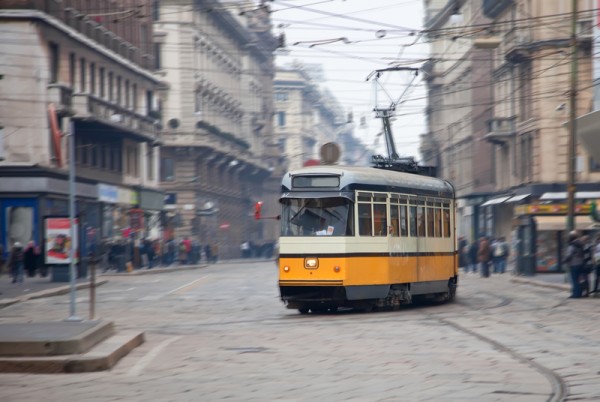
[108, 72, 114, 101]
[125, 80, 130, 108]
[277, 111, 286, 127]
[194, 91, 203, 114]
[49, 42, 59, 83]
[275, 92, 288, 101]
[90, 63, 96, 94]
[146, 90, 154, 116]
[589, 157, 600, 172]
[116, 76, 122, 105]
[154, 42, 161, 70]
[160, 157, 175, 181]
[147, 149, 154, 180]
[69, 53, 76, 88]
[132, 84, 138, 112]
[152, 0, 160, 21]
[79, 58, 86, 92]
[99, 67, 105, 98]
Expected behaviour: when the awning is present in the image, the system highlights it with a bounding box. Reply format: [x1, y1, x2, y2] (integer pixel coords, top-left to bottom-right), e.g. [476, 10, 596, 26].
[540, 191, 600, 200]
[481, 196, 511, 206]
[535, 215, 600, 231]
[505, 194, 530, 202]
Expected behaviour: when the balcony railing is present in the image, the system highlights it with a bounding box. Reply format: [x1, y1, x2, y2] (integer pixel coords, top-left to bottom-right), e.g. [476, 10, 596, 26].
[71, 93, 159, 140]
[47, 83, 73, 113]
[484, 117, 516, 145]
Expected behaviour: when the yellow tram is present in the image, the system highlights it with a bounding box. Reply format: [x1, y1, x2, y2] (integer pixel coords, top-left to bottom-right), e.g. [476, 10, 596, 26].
[278, 165, 457, 313]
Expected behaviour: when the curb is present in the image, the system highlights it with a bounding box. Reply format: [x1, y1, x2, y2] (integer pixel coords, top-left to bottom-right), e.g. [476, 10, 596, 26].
[0, 280, 109, 309]
[100, 264, 208, 277]
[0, 331, 145, 373]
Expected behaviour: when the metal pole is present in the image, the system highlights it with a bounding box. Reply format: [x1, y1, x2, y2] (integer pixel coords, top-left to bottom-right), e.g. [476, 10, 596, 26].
[566, 0, 578, 233]
[67, 120, 81, 321]
[89, 254, 96, 320]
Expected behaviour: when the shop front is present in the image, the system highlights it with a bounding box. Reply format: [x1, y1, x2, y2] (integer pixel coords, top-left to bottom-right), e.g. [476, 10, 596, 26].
[513, 203, 600, 275]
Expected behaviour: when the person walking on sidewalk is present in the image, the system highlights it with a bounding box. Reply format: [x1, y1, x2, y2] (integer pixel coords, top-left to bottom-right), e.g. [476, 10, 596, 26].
[492, 237, 509, 274]
[592, 235, 600, 295]
[7, 242, 25, 284]
[477, 235, 492, 278]
[564, 231, 585, 298]
[468, 240, 479, 274]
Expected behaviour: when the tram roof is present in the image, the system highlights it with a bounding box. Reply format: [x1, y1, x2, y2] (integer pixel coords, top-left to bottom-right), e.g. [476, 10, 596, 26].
[282, 165, 454, 198]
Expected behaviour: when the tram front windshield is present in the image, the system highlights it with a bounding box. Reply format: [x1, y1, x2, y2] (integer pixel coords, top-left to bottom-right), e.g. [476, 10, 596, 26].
[281, 197, 354, 237]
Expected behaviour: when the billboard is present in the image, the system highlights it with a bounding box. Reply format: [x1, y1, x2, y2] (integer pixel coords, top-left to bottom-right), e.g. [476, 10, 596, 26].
[44, 217, 79, 264]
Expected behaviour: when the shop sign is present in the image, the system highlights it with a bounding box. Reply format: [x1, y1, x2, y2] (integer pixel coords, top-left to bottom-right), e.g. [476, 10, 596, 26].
[117, 188, 134, 205]
[98, 184, 118, 203]
[515, 203, 592, 215]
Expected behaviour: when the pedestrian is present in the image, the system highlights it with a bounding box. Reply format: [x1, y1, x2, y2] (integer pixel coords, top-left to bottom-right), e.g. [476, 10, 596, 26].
[564, 231, 585, 298]
[24, 240, 39, 277]
[492, 237, 509, 274]
[241, 241, 250, 258]
[477, 235, 492, 278]
[580, 234, 593, 297]
[458, 236, 467, 272]
[7, 241, 25, 284]
[468, 240, 478, 273]
[204, 244, 212, 264]
[592, 235, 600, 295]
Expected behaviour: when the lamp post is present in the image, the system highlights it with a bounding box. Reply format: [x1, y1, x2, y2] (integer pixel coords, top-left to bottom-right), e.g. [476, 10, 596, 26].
[67, 120, 81, 321]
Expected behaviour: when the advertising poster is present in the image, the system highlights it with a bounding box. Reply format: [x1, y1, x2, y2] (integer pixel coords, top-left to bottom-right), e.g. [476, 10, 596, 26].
[44, 217, 78, 264]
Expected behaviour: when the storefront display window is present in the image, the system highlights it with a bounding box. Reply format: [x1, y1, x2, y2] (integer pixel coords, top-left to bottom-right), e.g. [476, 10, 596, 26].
[536, 231, 560, 272]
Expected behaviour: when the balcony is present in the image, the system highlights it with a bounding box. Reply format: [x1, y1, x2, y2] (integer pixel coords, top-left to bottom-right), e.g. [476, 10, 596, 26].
[47, 83, 73, 115]
[484, 117, 516, 145]
[71, 93, 159, 141]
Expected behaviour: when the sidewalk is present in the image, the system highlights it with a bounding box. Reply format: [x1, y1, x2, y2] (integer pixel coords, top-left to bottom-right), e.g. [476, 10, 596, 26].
[0, 258, 274, 309]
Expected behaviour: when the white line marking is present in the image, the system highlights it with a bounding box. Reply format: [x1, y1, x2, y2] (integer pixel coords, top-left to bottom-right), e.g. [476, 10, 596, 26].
[127, 287, 135, 291]
[166, 276, 208, 296]
[127, 336, 182, 377]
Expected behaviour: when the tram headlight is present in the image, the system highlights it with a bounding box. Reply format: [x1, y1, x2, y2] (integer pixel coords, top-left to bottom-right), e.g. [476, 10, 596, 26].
[283, 266, 290, 272]
[304, 257, 318, 269]
[334, 266, 341, 273]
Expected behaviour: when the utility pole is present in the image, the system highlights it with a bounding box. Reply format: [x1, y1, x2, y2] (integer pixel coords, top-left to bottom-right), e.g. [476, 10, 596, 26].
[566, 0, 578, 232]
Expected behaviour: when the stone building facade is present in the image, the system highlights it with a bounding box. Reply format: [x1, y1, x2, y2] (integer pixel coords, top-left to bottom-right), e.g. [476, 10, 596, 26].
[0, 0, 164, 265]
[422, 0, 600, 274]
[155, 0, 280, 259]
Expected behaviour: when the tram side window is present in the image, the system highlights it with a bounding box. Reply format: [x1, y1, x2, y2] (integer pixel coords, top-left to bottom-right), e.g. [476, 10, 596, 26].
[399, 205, 408, 236]
[443, 208, 451, 237]
[390, 204, 399, 237]
[409, 205, 417, 237]
[417, 205, 426, 237]
[373, 203, 387, 236]
[358, 204, 372, 236]
[434, 207, 442, 237]
[426, 206, 435, 237]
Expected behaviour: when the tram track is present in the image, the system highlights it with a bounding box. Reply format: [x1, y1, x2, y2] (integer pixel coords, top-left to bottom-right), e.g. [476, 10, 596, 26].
[436, 316, 567, 402]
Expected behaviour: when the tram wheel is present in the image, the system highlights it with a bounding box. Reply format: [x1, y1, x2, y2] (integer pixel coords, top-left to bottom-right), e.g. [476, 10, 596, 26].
[446, 279, 457, 302]
[298, 307, 310, 314]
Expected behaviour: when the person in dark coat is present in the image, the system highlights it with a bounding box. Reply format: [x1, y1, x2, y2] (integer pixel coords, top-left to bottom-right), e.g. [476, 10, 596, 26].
[477, 236, 492, 278]
[468, 240, 479, 273]
[7, 242, 25, 284]
[24, 241, 39, 277]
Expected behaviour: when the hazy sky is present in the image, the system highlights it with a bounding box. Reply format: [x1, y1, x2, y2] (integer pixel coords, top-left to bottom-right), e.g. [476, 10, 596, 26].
[270, 0, 429, 160]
